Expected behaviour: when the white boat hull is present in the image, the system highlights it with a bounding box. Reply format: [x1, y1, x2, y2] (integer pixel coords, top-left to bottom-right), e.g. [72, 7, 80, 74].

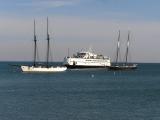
[63, 57, 111, 68]
[21, 66, 67, 72]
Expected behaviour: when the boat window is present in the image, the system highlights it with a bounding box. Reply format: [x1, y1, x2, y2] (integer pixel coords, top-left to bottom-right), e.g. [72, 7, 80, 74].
[77, 53, 86, 58]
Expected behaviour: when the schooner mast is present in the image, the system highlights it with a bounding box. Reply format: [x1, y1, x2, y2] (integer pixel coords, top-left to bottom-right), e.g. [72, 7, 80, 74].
[46, 17, 50, 68]
[115, 30, 120, 65]
[125, 31, 130, 65]
[33, 20, 37, 67]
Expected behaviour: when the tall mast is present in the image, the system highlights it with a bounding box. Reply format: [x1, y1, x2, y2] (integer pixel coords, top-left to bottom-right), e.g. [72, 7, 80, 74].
[46, 17, 50, 68]
[115, 30, 120, 64]
[33, 20, 37, 67]
[125, 31, 130, 65]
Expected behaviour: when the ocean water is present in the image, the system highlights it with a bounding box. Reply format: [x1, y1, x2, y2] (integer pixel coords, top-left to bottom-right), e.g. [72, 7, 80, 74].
[0, 62, 160, 120]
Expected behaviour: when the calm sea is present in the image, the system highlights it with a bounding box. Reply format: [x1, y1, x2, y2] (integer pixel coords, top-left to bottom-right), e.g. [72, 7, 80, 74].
[0, 62, 160, 120]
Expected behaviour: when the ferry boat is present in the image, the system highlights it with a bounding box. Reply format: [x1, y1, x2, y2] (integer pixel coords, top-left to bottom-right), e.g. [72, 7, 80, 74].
[63, 51, 111, 68]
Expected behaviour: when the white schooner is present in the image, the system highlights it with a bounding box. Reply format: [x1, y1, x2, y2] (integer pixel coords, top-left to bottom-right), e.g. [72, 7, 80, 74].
[21, 18, 67, 72]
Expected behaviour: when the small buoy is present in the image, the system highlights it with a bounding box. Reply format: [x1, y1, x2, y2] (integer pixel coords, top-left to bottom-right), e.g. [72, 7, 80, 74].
[91, 74, 94, 78]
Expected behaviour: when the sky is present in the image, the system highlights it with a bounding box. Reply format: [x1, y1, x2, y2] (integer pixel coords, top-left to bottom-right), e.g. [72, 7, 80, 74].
[0, 0, 160, 62]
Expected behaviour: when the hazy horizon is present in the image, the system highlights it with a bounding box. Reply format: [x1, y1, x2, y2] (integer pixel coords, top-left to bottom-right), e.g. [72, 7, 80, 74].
[0, 0, 160, 63]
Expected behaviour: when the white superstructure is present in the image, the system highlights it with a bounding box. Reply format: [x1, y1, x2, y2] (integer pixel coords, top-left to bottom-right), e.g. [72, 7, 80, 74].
[63, 51, 111, 68]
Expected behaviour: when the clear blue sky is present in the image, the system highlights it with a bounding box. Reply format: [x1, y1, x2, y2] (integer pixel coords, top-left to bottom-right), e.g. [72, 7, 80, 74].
[1, 0, 160, 20]
[0, 0, 160, 62]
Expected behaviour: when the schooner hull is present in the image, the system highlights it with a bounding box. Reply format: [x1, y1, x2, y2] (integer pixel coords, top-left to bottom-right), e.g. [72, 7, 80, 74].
[109, 64, 137, 70]
[21, 66, 67, 72]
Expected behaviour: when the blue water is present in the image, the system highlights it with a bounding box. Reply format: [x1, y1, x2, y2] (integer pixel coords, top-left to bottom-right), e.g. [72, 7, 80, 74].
[0, 62, 160, 120]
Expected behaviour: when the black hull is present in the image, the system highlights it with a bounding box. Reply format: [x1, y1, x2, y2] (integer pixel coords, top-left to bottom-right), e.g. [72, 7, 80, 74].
[109, 65, 137, 70]
[65, 65, 108, 69]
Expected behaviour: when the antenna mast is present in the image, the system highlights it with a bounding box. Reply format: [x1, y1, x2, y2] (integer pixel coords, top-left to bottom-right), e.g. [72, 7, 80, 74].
[68, 48, 70, 57]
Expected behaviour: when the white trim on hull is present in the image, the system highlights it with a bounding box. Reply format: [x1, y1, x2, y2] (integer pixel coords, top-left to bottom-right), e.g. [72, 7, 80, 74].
[21, 66, 67, 72]
[65, 65, 109, 69]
